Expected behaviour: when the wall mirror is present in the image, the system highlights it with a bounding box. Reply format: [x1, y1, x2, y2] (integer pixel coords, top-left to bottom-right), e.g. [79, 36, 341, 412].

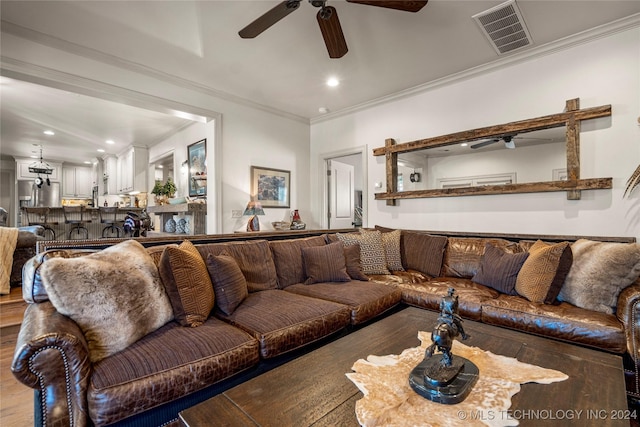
[373, 98, 613, 205]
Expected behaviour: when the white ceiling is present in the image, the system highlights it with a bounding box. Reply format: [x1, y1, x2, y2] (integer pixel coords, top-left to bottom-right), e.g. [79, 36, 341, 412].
[1, 1, 639, 164]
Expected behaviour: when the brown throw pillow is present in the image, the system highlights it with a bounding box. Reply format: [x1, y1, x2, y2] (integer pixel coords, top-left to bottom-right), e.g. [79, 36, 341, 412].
[40, 240, 174, 362]
[159, 240, 215, 327]
[402, 231, 448, 277]
[558, 239, 640, 314]
[337, 231, 390, 275]
[472, 243, 530, 295]
[515, 240, 572, 304]
[343, 244, 369, 281]
[206, 253, 248, 315]
[221, 240, 279, 292]
[379, 229, 405, 272]
[302, 242, 351, 284]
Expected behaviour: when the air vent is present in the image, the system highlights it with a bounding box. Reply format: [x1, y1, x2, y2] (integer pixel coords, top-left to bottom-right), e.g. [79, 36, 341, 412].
[472, 0, 533, 55]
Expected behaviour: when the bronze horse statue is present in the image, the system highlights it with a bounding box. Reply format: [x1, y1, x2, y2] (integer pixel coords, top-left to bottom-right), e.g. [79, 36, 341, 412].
[424, 288, 469, 367]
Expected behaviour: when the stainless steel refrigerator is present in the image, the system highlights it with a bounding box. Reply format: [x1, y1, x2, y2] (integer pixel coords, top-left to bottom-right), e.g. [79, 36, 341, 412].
[17, 180, 61, 207]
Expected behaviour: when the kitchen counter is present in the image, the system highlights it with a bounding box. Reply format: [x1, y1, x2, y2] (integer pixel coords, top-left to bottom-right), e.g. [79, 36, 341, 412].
[21, 207, 144, 240]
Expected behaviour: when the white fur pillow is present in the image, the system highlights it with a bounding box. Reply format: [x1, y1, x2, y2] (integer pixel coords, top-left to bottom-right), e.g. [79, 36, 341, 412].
[557, 239, 640, 314]
[41, 240, 174, 362]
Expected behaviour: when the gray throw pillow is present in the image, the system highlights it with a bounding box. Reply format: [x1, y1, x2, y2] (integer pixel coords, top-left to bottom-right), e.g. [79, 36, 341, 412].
[558, 239, 640, 314]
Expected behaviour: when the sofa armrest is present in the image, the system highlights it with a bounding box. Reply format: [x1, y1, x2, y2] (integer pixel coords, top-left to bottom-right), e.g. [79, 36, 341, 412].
[11, 301, 91, 427]
[617, 281, 640, 358]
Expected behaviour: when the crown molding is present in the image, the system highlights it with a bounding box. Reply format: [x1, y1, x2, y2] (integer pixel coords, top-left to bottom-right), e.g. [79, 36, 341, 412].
[0, 20, 309, 125]
[311, 13, 640, 125]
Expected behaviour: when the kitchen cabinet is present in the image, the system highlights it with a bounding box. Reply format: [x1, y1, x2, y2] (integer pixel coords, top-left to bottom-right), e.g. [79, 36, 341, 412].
[102, 155, 118, 195]
[16, 158, 61, 181]
[62, 166, 93, 197]
[117, 146, 147, 194]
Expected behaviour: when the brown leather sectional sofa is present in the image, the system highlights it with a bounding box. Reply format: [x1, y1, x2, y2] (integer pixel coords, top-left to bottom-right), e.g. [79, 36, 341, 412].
[11, 228, 640, 426]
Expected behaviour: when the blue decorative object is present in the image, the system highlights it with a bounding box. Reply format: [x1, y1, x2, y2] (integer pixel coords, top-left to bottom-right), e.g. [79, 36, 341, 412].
[164, 218, 176, 233]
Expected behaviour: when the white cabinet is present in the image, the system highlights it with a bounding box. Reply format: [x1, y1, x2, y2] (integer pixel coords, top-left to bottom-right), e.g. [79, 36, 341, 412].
[16, 158, 61, 181]
[102, 155, 118, 195]
[117, 146, 147, 194]
[62, 166, 93, 197]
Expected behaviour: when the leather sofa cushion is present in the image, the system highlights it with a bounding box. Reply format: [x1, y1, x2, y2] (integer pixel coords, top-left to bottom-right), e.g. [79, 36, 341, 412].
[396, 278, 500, 321]
[442, 237, 521, 279]
[269, 236, 326, 288]
[88, 317, 260, 426]
[215, 289, 350, 358]
[482, 295, 627, 353]
[285, 281, 401, 325]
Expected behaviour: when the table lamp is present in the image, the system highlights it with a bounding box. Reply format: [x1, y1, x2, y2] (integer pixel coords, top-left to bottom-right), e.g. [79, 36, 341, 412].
[244, 200, 265, 231]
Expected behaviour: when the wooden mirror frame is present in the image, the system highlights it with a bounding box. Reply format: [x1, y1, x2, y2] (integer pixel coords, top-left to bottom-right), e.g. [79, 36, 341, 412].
[373, 98, 612, 205]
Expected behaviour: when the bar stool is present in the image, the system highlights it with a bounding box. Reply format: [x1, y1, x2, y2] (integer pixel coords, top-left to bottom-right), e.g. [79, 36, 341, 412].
[99, 206, 122, 238]
[23, 207, 57, 240]
[63, 206, 90, 239]
[115, 208, 129, 236]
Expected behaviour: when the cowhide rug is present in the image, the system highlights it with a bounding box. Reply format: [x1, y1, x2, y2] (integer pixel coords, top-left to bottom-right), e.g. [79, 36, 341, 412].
[347, 331, 568, 427]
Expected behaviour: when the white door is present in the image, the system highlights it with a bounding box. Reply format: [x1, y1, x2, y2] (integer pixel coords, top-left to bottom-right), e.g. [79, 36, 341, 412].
[328, 160, 355, 229]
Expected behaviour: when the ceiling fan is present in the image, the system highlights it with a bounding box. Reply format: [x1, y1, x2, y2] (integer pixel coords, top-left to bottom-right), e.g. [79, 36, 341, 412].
[470, 135, 517, 150]
[238, 0, 429, 58]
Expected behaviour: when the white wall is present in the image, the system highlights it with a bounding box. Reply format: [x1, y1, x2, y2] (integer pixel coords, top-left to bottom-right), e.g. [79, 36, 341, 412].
[148, 122, 206, 200]
[311, 27, 640, 239]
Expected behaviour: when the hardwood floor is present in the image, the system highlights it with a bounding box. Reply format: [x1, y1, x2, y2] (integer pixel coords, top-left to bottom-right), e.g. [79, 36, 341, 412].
[1, 324, 33, 427]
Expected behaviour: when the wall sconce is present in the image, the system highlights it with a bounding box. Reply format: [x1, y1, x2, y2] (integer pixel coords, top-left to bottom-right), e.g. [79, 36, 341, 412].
[181, 160, 188, 175]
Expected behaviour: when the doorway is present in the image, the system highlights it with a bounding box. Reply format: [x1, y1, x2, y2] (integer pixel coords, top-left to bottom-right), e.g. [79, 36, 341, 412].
[324, 151, 365, 229]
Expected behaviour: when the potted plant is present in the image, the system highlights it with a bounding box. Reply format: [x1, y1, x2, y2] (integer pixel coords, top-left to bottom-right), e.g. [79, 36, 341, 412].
[625, 165, 640, 197]
[163, 177, 177, 199]
[151, 180, 167, 205]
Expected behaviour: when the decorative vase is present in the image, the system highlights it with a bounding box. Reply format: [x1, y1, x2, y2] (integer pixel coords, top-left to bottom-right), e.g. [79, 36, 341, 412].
[290, 209, 306, 230]
[164, 218, 176, 233]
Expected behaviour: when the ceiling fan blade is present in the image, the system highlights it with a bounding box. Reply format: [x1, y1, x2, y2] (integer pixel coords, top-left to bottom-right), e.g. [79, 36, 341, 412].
[239, 0, 300, 39]
[317, 6, 348, 59]
[345, 0, 428, 13]
[470, 139, 499, 149]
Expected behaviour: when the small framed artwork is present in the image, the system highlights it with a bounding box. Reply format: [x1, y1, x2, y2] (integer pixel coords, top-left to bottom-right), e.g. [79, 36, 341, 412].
[251, 166, 290, 208]
[187, 139, 207, 197]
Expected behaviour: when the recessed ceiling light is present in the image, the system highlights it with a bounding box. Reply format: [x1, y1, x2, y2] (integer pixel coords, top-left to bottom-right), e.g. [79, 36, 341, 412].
[326, 77, 339, 87]
[318, 107, 329, 114]
[97, 148, 105, 153]
[83, 161, 92, 164]
[461, 143, 468, 147]
[43, 130, 55, 136]
[106, 140, 115, 145]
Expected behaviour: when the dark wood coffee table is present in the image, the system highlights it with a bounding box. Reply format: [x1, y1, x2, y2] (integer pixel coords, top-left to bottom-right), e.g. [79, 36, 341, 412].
[179, 307, 629, 427]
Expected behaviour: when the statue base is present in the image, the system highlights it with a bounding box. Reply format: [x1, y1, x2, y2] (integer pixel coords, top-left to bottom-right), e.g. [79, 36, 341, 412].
[409, 354, 479, 404]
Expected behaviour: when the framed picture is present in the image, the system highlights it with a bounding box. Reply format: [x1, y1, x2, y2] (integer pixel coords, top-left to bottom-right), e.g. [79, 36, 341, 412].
[187, 139, 207, 197]
[251, 166, 290, 208]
